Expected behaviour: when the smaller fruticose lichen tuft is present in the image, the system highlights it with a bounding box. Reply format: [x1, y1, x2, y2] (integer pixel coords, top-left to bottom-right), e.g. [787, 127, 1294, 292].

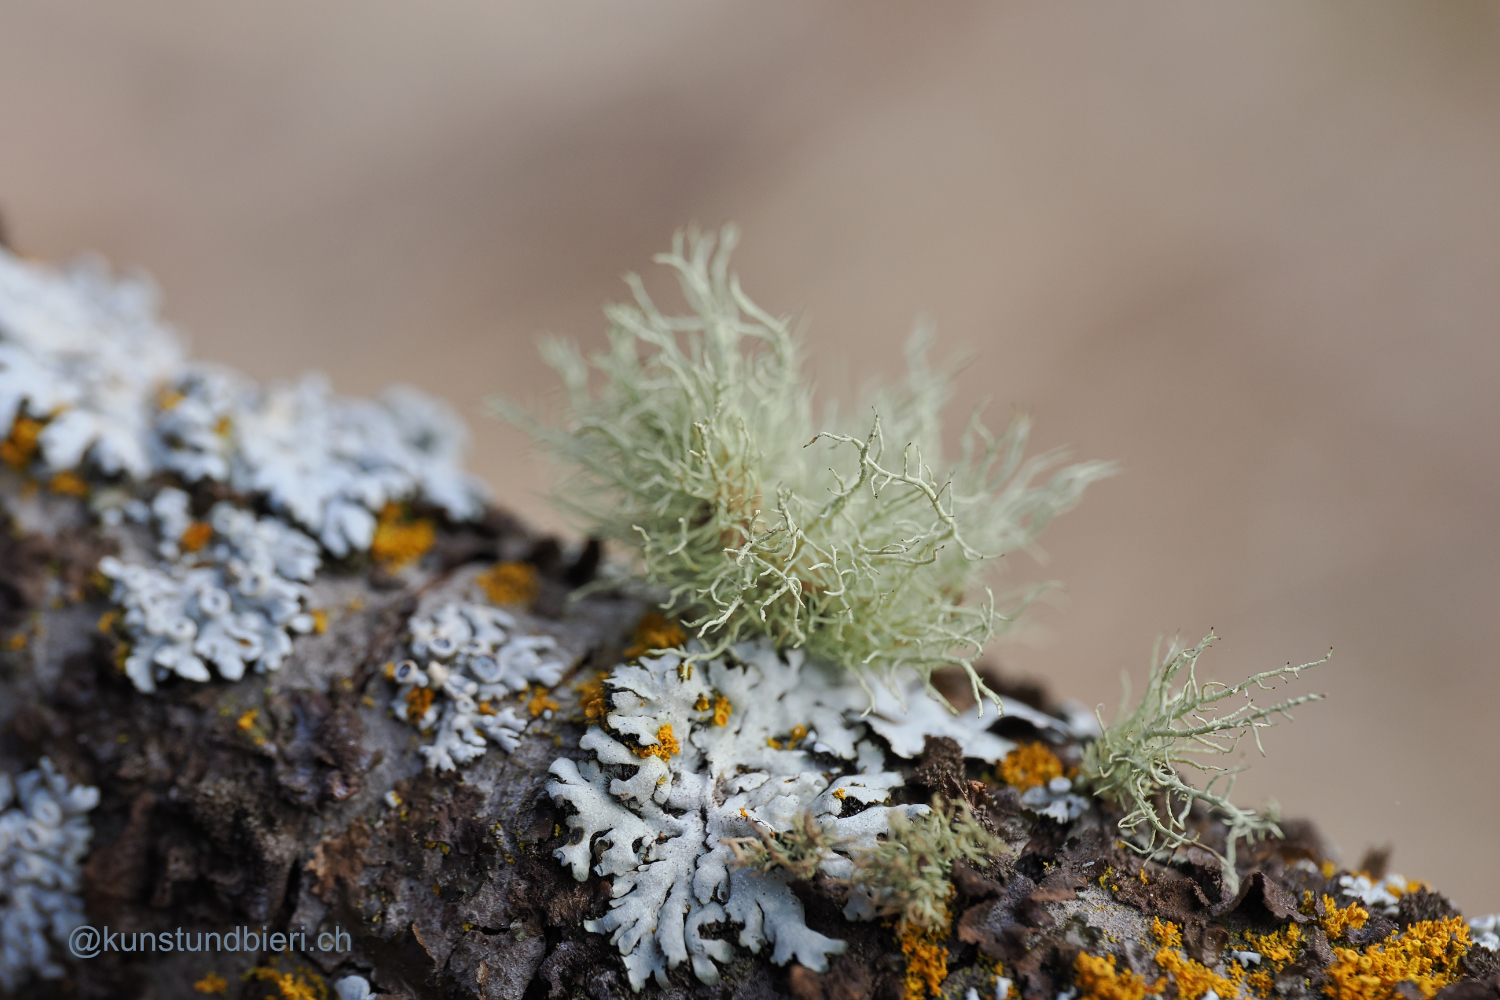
[498, 226, 1113, 706]
[0, 758, 99, 992]
[1080, 632, 1328, 896]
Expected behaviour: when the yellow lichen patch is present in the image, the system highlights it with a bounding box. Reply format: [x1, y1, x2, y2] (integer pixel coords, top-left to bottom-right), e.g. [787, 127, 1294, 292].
[475, 561, 538, 607]
[237, 710, 258, 731]
[370, 502, 435, 570]
[0, 416, 43, 470]
[6, 631, 28, 650]
[624, 612, 686, 658]
[1151, 917, 1183, 950]
[243, 965, 328, 1000]
[578, 672, 608, 721]
[180, 521, 214, 553]
[310, 609, 329, 634]
[48, 471, 89, 497]
[527, 686, 560, 718]
[97, 610, 120, 634]
[215, 415, 232, 437]
[999, 742, 1065, 791]
[695, 692, 711, 711]
[1320, 896, 1370, 941]
[193, 971, 229, 994]
[833, 788, 847, 801]
[766, 737, 782, 750]
[713, 695, 732, 726]
[1244, 924, 1302, 969]
[1074, 951, 1162, 1000]
[633, 723, 680, 760]
[405, 686, 435, 721]
[1246, 970, 1275, 996]
[900, 924, 948, 1000]
[1323, 916, 1470, 1000]
[477, 700, 496, 715]
[1322, 860, 1337, 879]
[157, 388, 186, 411]
[1154, 947, 1241, 1000]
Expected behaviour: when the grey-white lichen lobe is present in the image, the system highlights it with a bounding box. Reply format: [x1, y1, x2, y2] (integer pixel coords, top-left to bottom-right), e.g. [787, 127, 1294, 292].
[391, 600, 569, 770]
[0, 758, 98, 993]
[548, 640, 929, 991]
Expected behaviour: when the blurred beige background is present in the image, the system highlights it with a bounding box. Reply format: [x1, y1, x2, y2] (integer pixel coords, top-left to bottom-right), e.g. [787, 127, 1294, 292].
[2, 2, 1497, 910]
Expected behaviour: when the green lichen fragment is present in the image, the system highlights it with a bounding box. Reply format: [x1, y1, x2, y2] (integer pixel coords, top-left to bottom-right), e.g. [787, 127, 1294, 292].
[842, 796, 1005, 932]
[1080, 632, 1330, 896]
[496, 226, 1113, 704]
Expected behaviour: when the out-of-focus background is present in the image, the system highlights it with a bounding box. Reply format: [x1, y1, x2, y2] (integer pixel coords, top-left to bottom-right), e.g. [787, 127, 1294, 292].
[2, 2, 1497, 908]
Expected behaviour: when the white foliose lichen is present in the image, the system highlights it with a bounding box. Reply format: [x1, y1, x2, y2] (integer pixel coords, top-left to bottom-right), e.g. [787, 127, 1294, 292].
[1335, 873, 1413, 917]
[390, 602, 569, 771]
[0, 758, 99, 993]
[0, 246, 486, 554]
[1470, 914, 1499, 952]
[1018, 776, 1090, 823]
[99, 487, 322, 692]
[0, 249, 183, 478]
[546, 640, 925, 991]
[156, 367, 487, 556]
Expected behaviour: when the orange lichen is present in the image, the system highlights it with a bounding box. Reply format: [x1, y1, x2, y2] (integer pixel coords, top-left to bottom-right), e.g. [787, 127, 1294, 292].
[405, 686, 435, 720]
[97, 610, 120, 634]
[48, 471, 89, 496]
[193, 971, 229, 994]
[713, 695, 732, 726]
[624, 612, 686, 658]
[243, 965, 327, 1000]
[1244, 924, 1303, 969]
[475, 561, 538, 606]
[6, 631, 28, 650]
[900, 923, 948, 1000]
[1073, 951, 1162, 1000]
[1320, 896, 1370, 941]
[1322, 860, 1338, 878]
[370, 502, 435, 570]
[310, 609, 329, 634]
[477, 700, 496, 715]
[1322, 917, 1470, 1000]
[1246, 970, 1275, 996]
[527, 686, 560, 717]
[180, 521, 214, 553]
[832, 788, 847, 800]
[999, 742, 1065, 791]
[632, 723, 680, 760]
[0, 416, 43, 470]
[766, 737, 782, 750]
[578, 673, 608, 721]
[1151, 919, 1238, 1000]
[237, 710, 258, 731]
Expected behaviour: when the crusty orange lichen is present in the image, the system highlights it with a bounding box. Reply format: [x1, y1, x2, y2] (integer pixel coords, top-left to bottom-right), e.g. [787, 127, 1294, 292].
[1246, 970, 1275, 996]
[1244, 924, 1303, 969]
[578, 672, 608, 721]
[475, 561, 538, 606]
[527, 686, 560, 717]
[624, 611, 686, 659]
[1152, 919, 1239, 1000]
[1000, 742, 1065, 791]
[1074, 951, 1162, 1000]
[193, 971, 229, 994]
[713, 694, 732, 726]
[405, 686, 435, 720]
[180, 520, 214, 553]
[1320, 896, 1370, 941]
[900, 923, 948, 1000]
[632, 723, 680, 760]
[48, 471, 89, 496]
[1323, 916, 1470, 1000]
[243, 964, 327, 1000]
[0, 416, 42, 470]
[370, 502, 435, 570]
[237, 709, 258, 731]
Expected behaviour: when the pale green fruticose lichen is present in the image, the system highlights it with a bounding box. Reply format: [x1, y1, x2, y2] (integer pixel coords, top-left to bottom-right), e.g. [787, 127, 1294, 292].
[497, 227, 1113, 707]
[1079, 632, 1329, 896]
